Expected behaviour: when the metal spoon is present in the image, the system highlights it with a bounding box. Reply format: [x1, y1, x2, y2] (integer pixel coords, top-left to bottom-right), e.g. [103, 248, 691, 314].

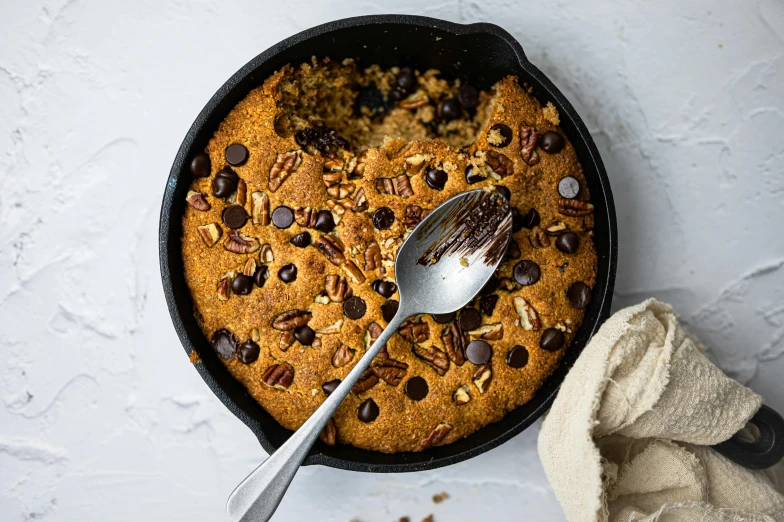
[226, 189, 512, 521]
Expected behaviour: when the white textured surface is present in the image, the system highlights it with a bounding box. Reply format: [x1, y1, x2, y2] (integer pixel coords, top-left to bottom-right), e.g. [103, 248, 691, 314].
[1, 0, 782, 520]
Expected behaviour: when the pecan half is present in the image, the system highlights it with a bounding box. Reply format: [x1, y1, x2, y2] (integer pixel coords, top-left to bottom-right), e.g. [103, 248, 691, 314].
[251, 192, 270, 225]
[399, 319, 430, 343]
[197, 223, 222, 247]
[421, 422, 452, 449]
[405, 153, 428, 175]
[279, 331, 295, 351]
[272, 309, 312, 331]
[559, 198, 594, 216]
[342, 260, 366, 284]
[399, 89, 429, 109]
[243, 258, 258, 277]
[371, 357, 408, 386]
[514, 296, 541, 331]
[262, 363, 294, 390]
[529, 226, 550, 248]
[376, 174, 413, 197]
[352, 187, 368, 212]
[314, 234, 345, 266]
[294, 206, 317, 228]
[223, 230, 260, 254]
[319, 417, 337, 446]
[468, 323, 504, 340]
[520, 126, 541, 166]
[453, 385, 471, 405]
[332, 344, 356, 367]
[351, 368, 379, 394]
[484, 151, 514, 178]
[260, 243, 274, 263]
[316, 319, 343, 335]
[186, 190, 210, 211]
[231, 179, 247, 207]
[269, 150, 302, 192]
[403, 205, 430, 228]
[412, 345, 449, 376]
[472, 364, 492, 394]
[327, 182, 355, 199]
[364, 322, 385, 352]
[544, 220, 568, 236]
[364, 242, 381, 271]
[325, 274, 352, 303]
[441, 323, 466, 366]
[217, 273, 231, 301]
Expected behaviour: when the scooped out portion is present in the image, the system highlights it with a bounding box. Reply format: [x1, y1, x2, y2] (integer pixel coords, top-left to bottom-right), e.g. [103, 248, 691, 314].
[181, 57, 597, 453]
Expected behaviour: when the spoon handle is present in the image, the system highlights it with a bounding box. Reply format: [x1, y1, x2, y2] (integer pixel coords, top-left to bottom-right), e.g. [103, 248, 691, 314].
[226, 311, 410, 522]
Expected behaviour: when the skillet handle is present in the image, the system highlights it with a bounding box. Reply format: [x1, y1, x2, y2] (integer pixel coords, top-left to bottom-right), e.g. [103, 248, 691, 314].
[712, 404, 784, 469]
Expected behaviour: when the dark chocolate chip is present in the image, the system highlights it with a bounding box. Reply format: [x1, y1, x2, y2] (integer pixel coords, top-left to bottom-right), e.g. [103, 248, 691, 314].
[343, 296, 367, 320]
[425, 167, 448, 191]
[540, 328, 565, 351]
[507, 345, 529, 368]
[278, 263, 297, 283]
[237, 340, 260, 364]
[567, 282, 592, 309]
[231, 274, 253, 295]
[222, 205, 248, 229]
[540, 131, 565, 154]
[371, 279, 397, 298]
[358, 398, 379, 423]
[314, 210, 335, 232]
[479, 294, 499, 316]
[293, 324, 315, 346]
[439, 98, 461, 121]
[488, 124, 513, 147]
[432, 312, 456, 324]
[514, 260, 541, 286]
[211, 329, 237, 360]
[495, 185, 511, 202]
[271, 206, 294, 229]
[253, 266, 269, 287]
[458, 308, 482, 331]
[555, 232, 580, 254]
[558, 176, 581, 199]
[190, 152, 211, 178]
[404, 376, 429, 401]
[381, 300, 399, 322]
[294, 127, 349, 154]
[464, 165, 486, 184]
[322, 379, 341, 395]
[396, 67, 417, 92]
[212, 166, 239, 198]
[290, 232, 311, 248]
[458, 84, 479, 108]
[466, 340, 493, 365]
[373, 207, 395, 230]
[479, 276, 500, 295]
[389, 85, 406, 101]
[516, 208, 540, 230]
[225, 143, 249, 166]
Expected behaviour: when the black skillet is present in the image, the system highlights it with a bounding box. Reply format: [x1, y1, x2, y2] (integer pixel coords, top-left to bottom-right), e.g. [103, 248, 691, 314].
[159, 15, 783, 472]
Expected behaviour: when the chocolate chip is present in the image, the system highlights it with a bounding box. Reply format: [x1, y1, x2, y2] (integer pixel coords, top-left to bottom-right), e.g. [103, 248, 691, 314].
[322, 379, 341, 395]
[507, 345, 529, 368]
[514, 260, 541, 286]
[458, 308, 481, 331]
[290, 232, 311, 248]
[425, 167, 448, 191]
[212, 166, 239, 198]
[516, 208, 540, 230]
[439, 99, 461, 121]
[479, 294, 498, 316]
[555, 232, 579, 254]
[371, 279, 397, 298]
[495, 185, 511, 202]
[432, 312, 456, 324]
[225, 143, 249, 166]
[314, 210, 335, 232]
[458, 84, 479, 108]
[231, 274, 254, 295]
[540, 328, 565, 351]
[466, 340, 492, 364]
[222, 205, 248, 229]
[237, 340, 260, 364]
[373, 207, 395, 230]
[358, 398, 379, 423]
[278, 263, 297, 283]
[396, 67, 417, 92]
[293, 324, 315, 346]
[343, 296, 367, 320]
[190, 152, 211, 178]
[294, 127, 349, 154]
[558, 176, 581, 199]
[488, 123, 513, 147]
[465, 165, 486, 184]
[480, 276, 500, 295]
[381, 300, 399, 322]
[389, 85, 406, 101]
[253, 266, 268, 287]
[540, 131, 565, 154]
[211, 329, 237, 360]
[567, 282, 592, 309]
[504, 239, 521, 260]
[272, 206, 294, 229]
[404, 376, 429, 401]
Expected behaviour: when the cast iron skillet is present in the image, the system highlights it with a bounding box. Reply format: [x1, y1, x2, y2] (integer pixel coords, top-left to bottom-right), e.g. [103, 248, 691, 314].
[160, 15, 782, 472]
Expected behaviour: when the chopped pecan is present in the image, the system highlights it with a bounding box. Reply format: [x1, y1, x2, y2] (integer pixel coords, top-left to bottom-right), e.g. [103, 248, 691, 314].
[421, 422, 452, 449]
[271, 309, 312, 331]
[376, 174, 413, 197]
[326, 198, 355, 224]
[514, 297, 541, 331]
[327, 182, 355, 199]
[498, 277, 517, 291]
[316, 319, 343, 335]
[529, 226, 550, 248]
[314, 234, 345, 266]
[269, 150, 302, 192]
[405, 153, 428, 175]
[352, 187, 368, 212]
[251, 328, 260, 342]
[342, 260, 365, 284]
[399, 319, 430, 343]
[217, 273, 231, 301]
[243, 258, 258, 277]
[403, 205, 430, 228]
[319, 417, 337, 446]
[559, 198, 594, 216]
[371, 357, 408, 386]
[441, 323, 466, 366]
[325, 274, 352, 303]
[468, 323, 504, 340]
[323, 156, 343, 173]
[251, 192, 270, 225]
[352, 150, 368, 178]
[520, 126, 541, 166]
[279, 331, 295, 351]
[399, 89, 429, 109]
[412, 345, 449, 376]
[332, 344, 356, 368]
[351, 368, 379, 394]
[544, 220, 568, 236]
[260, 243, 274, 263]
[231, 180, 247, 207]
[223, 230, 260, 254]
[453, 385, 471, 405]
[472, 364, 492, 393]
[197, 223, 222, 247]
[364, 242, 382, 271]
[294, 206, 317, 228]
[314, 292, 330, 305]
[364, 322, 386, 352]
[186, 191, 210, 211]
[484, 151, 514, 178]
[262, 363, 294, 390]
[322, 171, 342, 187]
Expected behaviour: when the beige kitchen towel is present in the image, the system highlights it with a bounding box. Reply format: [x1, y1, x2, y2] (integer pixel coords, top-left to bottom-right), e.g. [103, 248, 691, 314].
[538, 299, 784, 522]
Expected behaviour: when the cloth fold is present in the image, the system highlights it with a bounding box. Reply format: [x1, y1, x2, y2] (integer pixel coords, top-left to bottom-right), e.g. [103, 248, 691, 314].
[538, 299, 784, 522]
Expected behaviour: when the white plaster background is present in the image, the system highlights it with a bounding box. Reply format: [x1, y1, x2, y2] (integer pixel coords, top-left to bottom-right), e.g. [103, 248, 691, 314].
[1, 0, 782, 520]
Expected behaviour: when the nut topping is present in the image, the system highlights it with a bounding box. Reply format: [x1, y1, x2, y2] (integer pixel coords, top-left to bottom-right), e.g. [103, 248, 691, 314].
[519, 126, 541, 166]
[327, 182, 355, 199]
[316, 319, 343, 335]
[364, 242, 382, 271]
[314, 234, 345, 266]
[399, 318, 430, 343]
[323, 156, 343, 173]
[468, 323, 504, 340]
[230, 179, 247, 207]
[484, 151, 514, 178]
[472, 364, 492, 394]
[342, 260, 366, 284]
[269, 150, 302, 192]
[403, 205, 430, 228]
[217, 273, 231, 301]
[322, 171, 342, 188]
[279, 331, 295, 351]
[364, 322, 385, 352]
[421, 422, 452, 449]
[559, 198, 594, 216]
[186, 191, 210, 211]
[251, 192, 270, 225]
[262, 362, 294, 390]
[352, 187, 368, 212]
[412, 345, 449, 376]
[331, 344, 356, 367]
[514, 297, 541, 331]
[351, 368, 379, 394]
[352, 150, 368, 178]
[371, 357, 408, 386]
[197, 223, 222, 247]
[544, 220, 568, 236]
[260, 243, 274, 263]
[271, 309, 312, 331]
[242, 258, 258, 277]
[319, 418, 337, 446]
[453, 385, 471, 405]
[528, 226, 550, 248]
[404, 153, 428, 175]
[399, 89, 429, 109]
[294, 206, 317, 228]
[223, 230, 260, 254]
[376, 174, 413, 197]
[441, 323, 467, 366]
[325, 274, 353, 303]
